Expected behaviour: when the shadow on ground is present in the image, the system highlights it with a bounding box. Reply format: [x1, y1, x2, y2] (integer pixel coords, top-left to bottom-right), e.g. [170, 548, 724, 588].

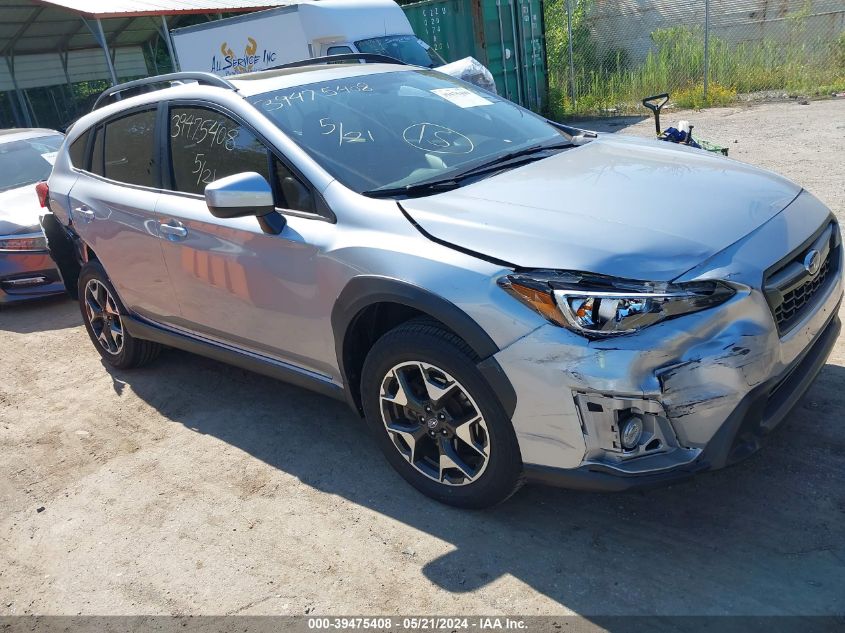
[103, 342, 845, 616]
[4, 297, 844, 616]
[0, 295, 77, 333]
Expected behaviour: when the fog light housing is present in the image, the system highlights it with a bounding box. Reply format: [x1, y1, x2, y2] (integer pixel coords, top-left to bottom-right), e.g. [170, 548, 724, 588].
[620, 415, 644, 450]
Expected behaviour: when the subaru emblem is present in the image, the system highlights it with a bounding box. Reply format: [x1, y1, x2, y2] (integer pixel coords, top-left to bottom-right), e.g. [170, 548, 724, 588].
[803, 249, 822, 276]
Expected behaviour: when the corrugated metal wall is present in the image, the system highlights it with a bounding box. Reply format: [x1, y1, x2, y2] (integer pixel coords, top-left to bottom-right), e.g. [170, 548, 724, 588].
[403, 0, 548, 112]
[0, 47, 148, 91]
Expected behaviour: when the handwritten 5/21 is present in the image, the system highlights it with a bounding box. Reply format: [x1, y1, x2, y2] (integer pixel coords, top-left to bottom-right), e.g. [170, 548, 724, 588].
[319, 118, 374, 145]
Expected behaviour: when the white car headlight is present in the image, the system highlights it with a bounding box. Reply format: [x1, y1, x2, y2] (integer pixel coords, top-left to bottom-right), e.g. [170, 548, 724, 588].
[499, 271, 736, 337]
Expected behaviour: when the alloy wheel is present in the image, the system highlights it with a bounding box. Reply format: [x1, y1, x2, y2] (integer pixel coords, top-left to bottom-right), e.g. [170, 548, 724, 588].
[84, 279, 124, 355]
[379, 361, 491, 486]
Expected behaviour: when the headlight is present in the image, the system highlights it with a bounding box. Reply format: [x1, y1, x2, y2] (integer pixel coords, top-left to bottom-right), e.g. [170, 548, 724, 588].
[0, 232, 48, 252]
[499, 271, 735, 337]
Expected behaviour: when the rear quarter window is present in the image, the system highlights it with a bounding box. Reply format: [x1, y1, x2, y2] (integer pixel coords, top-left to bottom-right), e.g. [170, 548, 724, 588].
[90, 126, 104, 176]
[103, 109, 157, 187]
[68, 129, 90, 169]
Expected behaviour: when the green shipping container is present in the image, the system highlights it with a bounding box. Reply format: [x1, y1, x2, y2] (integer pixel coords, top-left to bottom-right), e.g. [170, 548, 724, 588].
[403, 0, 547, 113]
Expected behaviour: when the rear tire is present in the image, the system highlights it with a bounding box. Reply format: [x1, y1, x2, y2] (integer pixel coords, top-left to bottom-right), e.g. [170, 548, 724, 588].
[78, 260, 161, 369]
[361, 318, 523, 509]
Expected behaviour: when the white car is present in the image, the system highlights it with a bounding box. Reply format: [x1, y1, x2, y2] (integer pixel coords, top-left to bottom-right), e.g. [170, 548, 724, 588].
[0, 128, 65, 303]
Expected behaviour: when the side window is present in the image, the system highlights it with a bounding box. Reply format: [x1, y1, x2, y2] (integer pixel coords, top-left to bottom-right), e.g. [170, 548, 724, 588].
[68, 129, 91, 169]
[326, 46, 354, 64]
[90, 126, 104, 177]
[169, 106, 270, 196]
[103, 109, 157, 187]
[273, 158, 315, 214]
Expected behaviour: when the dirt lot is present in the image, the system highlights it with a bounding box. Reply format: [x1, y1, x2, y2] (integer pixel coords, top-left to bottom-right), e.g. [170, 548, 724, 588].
[1, 100, 844, 618]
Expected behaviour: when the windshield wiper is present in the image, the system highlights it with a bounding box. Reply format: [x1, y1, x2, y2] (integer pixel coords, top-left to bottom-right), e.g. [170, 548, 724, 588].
[449, 140, 573, 181]
[362, 178, 461, 198]
[362, 140, 573, 199]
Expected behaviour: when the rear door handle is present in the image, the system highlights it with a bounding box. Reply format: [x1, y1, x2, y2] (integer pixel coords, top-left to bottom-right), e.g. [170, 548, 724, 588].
[74, 206, 94, 222]
[159, 222, 187, 240]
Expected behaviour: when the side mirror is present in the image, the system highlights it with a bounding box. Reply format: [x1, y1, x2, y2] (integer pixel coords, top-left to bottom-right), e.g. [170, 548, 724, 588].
[204, 172, 285, 235]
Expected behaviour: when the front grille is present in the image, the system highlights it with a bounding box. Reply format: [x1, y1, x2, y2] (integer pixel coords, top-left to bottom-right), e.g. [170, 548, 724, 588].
[764, 222, 840, 335]
[773, 251, 832, 330]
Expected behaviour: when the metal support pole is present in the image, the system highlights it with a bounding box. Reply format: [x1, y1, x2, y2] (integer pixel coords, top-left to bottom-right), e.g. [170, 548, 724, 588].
[23, 89, 39, 127]
[59, 50, 72, 88]
[5, 80, 24, 127]
[146, 40, 159, 75]
[160, 15, 178, 72]
[4, 56, 33, 127]
[95, 19, 119, 85]
[565, 0, 576, 108]
[703, 0, 710, 100]
[48, 88, 62, 127]
[59, 50, 78, 121]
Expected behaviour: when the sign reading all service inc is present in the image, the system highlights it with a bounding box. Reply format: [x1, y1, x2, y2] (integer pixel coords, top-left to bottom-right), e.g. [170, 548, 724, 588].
[171, 7, 311, 76]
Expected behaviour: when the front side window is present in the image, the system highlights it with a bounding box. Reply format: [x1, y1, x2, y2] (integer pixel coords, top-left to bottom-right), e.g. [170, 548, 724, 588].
[168, 106, 270, 196]
[103, 110, 157, 187]
[0, 134, 63, 192]
[249, 70, 566, 194]
[355, 35, 446, 68]
[167, 106, 316, 214]
[273, 157, 315, 213]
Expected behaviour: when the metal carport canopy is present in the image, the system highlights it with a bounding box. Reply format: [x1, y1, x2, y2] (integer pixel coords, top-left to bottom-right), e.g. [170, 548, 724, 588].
[34, 1, 283, 18]
[2, 2, 284, 58]
[1, 1, 284, 125]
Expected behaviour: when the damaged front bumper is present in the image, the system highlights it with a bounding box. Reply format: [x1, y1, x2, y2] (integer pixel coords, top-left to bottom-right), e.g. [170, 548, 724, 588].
[494, 212, 844, 491]
[521, 308, 840, 491]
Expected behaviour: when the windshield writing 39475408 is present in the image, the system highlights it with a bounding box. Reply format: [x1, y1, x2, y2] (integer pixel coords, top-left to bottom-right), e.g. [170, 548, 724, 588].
[258, 83, 373, 112]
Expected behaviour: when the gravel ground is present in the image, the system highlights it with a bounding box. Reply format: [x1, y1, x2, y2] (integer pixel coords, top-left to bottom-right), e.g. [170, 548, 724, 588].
[1, 99, 844, 618]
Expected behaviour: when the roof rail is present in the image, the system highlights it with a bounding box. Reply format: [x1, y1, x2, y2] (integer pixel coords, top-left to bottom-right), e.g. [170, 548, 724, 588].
[265, 53, 408, 72]
[92, 72, 236, 111]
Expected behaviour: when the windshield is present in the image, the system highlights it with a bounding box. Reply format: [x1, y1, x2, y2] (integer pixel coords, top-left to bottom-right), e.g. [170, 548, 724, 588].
[249, 70, 567, 194]
[0, 134, 63, 193]
[355, 35, 446, 68]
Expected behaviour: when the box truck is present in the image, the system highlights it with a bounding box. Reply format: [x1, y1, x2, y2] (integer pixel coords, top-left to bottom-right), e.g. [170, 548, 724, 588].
[170, 0, 496, 92]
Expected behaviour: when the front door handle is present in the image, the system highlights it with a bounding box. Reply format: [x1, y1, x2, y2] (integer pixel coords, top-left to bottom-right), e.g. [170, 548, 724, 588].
[75, 206, 94, 222]
[159, 222, 187, 240]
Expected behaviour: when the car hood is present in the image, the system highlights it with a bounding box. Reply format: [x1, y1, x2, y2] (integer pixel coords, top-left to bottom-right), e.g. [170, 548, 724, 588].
[0, 184, 43, 235]
[400, 134, 801, 280]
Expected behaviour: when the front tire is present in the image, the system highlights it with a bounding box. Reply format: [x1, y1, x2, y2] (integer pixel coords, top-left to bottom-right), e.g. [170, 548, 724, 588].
[361, 318, 523, 508]
[78, 260, 161, 369]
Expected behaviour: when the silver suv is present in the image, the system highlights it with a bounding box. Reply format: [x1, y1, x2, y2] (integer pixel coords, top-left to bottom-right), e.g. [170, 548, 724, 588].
[42, 60, 843, 508]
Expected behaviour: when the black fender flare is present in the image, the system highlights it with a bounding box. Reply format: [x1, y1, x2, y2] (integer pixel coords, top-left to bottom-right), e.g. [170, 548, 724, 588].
[331, 276, 516, 417]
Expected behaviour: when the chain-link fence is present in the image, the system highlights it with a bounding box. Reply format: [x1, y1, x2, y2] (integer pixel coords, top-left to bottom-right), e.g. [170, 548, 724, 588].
[544, 0, 845, 117]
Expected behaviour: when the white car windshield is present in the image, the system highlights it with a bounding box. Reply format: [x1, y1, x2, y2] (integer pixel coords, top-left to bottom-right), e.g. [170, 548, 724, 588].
[354, 35, 445, 68]
[0, 134, 63, 193]
[249, 70, 568, 194]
